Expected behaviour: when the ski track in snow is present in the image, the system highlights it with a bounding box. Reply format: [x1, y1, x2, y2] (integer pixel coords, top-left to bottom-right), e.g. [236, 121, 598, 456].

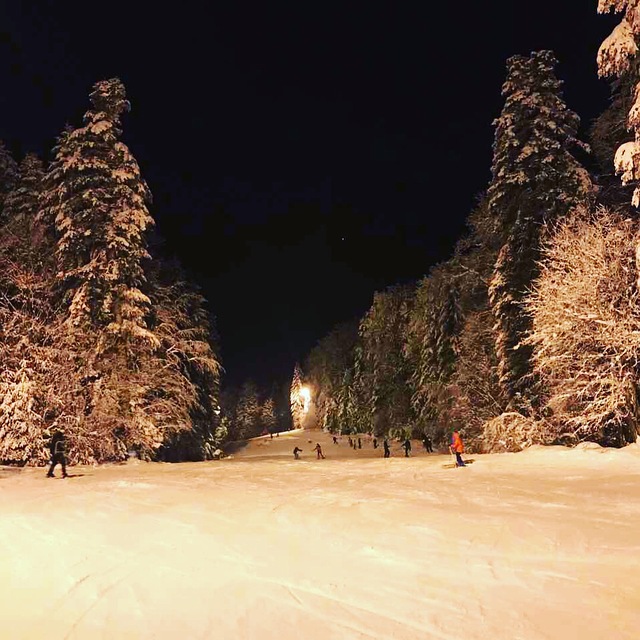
[2, 435, 640, 639]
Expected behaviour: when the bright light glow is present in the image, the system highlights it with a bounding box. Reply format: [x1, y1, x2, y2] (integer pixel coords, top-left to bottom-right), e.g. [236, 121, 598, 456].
[300, 386, 311, 414]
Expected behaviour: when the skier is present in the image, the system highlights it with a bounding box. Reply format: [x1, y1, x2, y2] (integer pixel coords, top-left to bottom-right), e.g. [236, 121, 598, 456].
[46, 431, 68, 478]
[314, 443, 325, 459]
[423, 435, 433, 453]
[402, 439, 411, 457]
[348, 437, 353, 448]
[332, 436, 338, 444]
[357, 437, 362, 449]
[373, 438, 378, 449]
[450, 430, 466, 467]
[383, 439, 391, 458]
[293, 446, 302, 460]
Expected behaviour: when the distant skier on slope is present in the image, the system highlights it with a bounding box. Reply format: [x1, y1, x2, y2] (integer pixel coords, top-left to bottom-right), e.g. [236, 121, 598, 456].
[383, 439, 391, 458]
[314, 443, 325, 459]
[357, 437, 362, 449]
[450, 430, 466, 467]
[402, 439, 411, 458]
[373, 438, 378, 449]
[293, 447, 302, 460]
[423, 435, 433, 453]
[46, 431, 68, 478]
[333, 436, 338, 444]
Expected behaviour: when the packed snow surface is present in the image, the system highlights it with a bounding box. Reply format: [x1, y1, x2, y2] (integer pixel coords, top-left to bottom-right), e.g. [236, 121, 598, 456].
[2, 431, 640, 639]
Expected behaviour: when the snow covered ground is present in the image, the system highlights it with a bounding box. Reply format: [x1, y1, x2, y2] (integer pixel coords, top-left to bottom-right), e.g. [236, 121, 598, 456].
[2, 431, 640, 639]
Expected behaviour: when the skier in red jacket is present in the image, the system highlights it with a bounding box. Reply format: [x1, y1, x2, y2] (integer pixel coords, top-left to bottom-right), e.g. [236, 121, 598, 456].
[450, 430, 466, 467]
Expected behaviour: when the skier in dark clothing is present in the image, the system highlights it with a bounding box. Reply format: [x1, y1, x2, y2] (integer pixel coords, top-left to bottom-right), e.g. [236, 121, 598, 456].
[332, 436, 338, 444]
[348, 437, 353, 448]
[314, 443, 325, 459]
[357, 437, 362, 449]
[47, 431, 68, 478]
[403, 439, 411, 457]
[383, 439, 391, 458]
[422, 435, 433, 453]
[373, 438, 378, 449]
[293, 446, 302, 460]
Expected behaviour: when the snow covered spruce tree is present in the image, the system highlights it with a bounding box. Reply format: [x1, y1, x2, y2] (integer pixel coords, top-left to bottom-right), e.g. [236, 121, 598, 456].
[42, 78, 165, 460]
[487, 51, 593, 411]
[260, 396, 277, 434]
[2, 153, 44, 224]
[290, 362, 305, 430]
[437, 201, 508, 448]
[148, 260, 222, 461]
[357, 285, 414, 437]
[236, 380, 261, 439]
[0, 153, 45, 269]
[305, 321, 358, 433]
[405, 265, 461, 442]
[50, 79, 156, 343]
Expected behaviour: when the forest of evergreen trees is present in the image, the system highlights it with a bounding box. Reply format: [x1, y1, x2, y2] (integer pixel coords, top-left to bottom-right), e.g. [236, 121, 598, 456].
[303, 7, 640, 452]
[0, 78, 224, 465]
[5, 5, 640, 465]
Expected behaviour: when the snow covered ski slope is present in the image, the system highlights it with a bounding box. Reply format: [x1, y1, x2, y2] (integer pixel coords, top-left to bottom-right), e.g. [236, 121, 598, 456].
[2, 431, 640, 639]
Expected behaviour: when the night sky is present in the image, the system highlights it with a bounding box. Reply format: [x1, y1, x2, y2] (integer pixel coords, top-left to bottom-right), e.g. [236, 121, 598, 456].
[0, 2, 618, 387]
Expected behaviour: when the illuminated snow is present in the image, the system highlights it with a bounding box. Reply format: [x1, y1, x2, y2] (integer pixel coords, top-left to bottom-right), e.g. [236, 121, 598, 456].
[2, 431, 639, 639]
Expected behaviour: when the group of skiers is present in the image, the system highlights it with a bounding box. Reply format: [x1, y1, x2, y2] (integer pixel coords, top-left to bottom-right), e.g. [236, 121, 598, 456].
[45, 428, 466, 471]
[292, 431, 466, 466]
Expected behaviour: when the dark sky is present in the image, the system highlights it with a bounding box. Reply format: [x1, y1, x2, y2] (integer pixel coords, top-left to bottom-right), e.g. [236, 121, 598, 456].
[0, 1, 618, 388]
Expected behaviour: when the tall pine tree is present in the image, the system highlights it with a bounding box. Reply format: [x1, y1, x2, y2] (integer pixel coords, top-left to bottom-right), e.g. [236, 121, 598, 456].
[149, 260, 222, 460]
[487, 51, 592, 409]
[358, 285, 415, 436]
[45, 78, 156, 347]
[236, 380, 261, 439]
[37, 79, 161, 460]
[260, 396, 277, 434]
[405, 265, 462, 437]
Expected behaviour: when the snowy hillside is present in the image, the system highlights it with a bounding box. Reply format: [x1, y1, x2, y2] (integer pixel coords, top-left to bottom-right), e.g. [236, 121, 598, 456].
[2, 430, 639, 639]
